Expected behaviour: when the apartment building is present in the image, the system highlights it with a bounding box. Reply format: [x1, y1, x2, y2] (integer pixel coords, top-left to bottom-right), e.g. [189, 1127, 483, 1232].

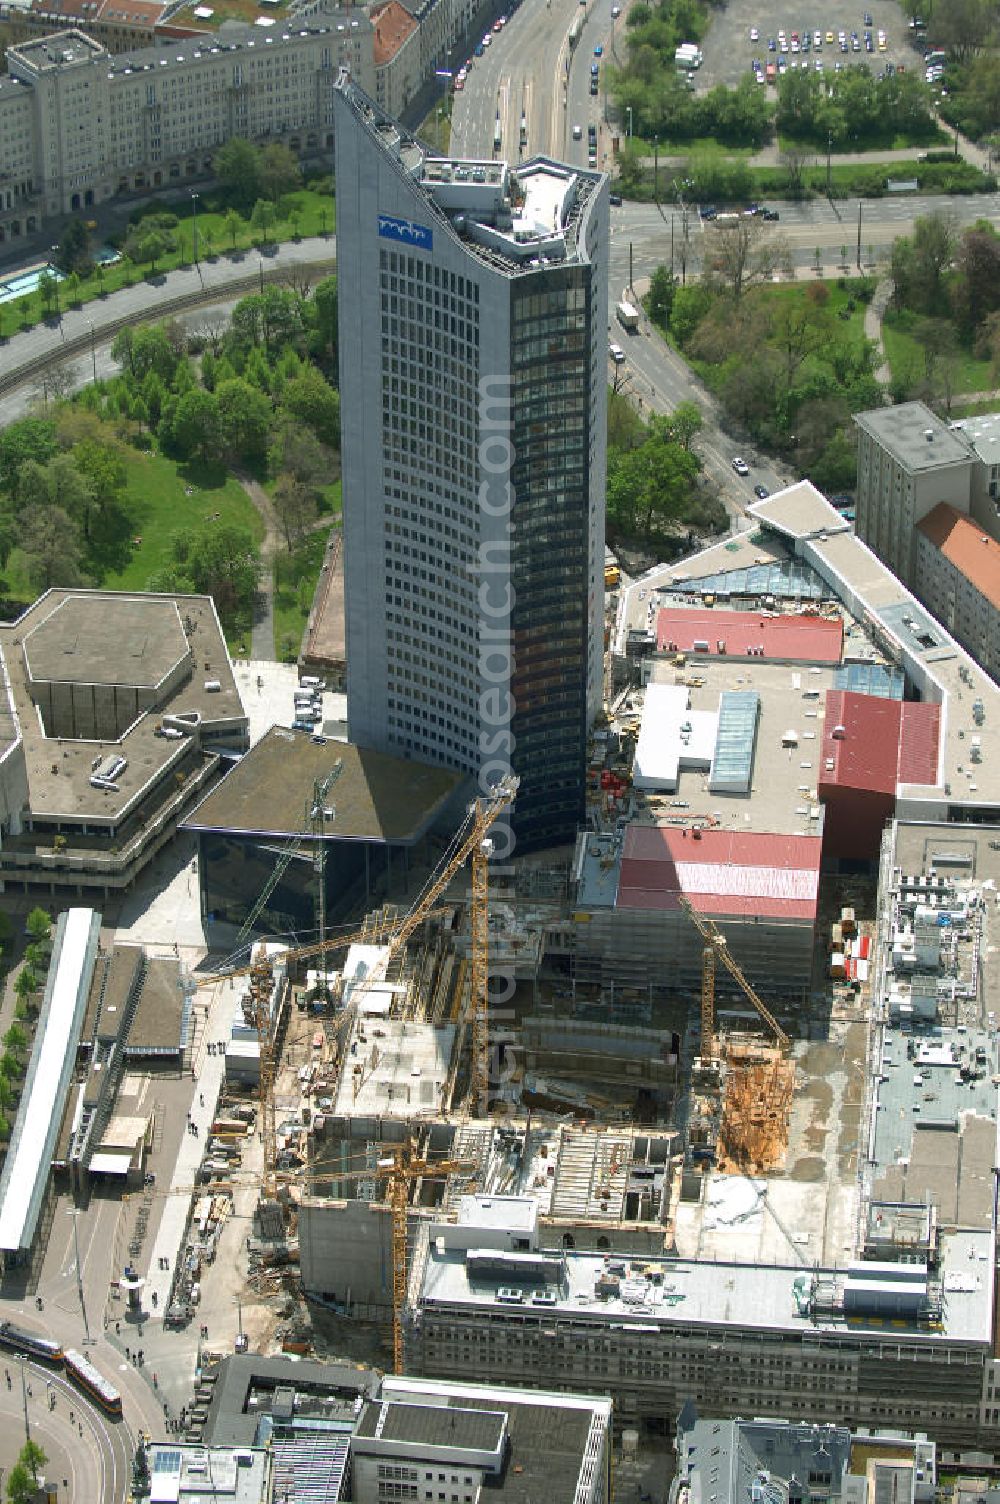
[334, 77, 608, 851]
[854, 403, 978, 586]
[915, 503, 1000, 682]
[371, 0, 419, 118]
[0, 12, 373, 238]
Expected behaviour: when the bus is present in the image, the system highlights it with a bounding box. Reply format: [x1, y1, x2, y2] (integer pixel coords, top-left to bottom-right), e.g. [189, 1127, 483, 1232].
[568, 10, 584, 47]
[64, 1349, 123, 1419]
[493, 116, 502, 154]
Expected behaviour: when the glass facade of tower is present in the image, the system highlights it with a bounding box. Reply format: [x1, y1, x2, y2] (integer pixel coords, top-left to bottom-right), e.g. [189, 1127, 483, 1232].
[379, 246, 482, 770]
[509, 269, 592, 846]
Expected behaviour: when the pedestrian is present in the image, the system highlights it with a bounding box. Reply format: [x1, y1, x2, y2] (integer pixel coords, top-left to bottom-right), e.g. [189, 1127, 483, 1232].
[199, 1093, 204, 1107]
[125, 1347, 131, 1360]
[116, 1322, 121, 1335]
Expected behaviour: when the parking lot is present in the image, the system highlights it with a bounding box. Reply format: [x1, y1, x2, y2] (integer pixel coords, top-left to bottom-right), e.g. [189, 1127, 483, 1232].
[694, 0, 922, 95]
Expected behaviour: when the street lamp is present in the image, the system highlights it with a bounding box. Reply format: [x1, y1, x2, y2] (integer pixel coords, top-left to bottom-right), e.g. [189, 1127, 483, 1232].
[190, 191, 200, 265]
[88, 320, 96, 385]
[826, 131, 832, 196]
[625, 105, 633, 138]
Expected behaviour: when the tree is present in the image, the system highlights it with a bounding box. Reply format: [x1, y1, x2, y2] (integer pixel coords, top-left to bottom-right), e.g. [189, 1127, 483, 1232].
[225, 208, 244, 251]
[215, 378, 273, 464]
[664, 400, 703, 450]
[14, 968, 38, 1004]
[647, 265, 677, 329]
[216, 137, 261, 210]
[779, 147, 812, 199]
[0, 1075, 13, 1112]
[606, 418, 700, 536]
[0, 416, 58, 503]
[703, 218, 791, 301]
[250, 198, 278, 246]
[8, 1441, 48, 1502]
[280, 365, 340, 447]
[157, 522, 262, 626]
[936, 0, 992, 61]
[272, 473, 317, 550]
[164, 387, 220, 461]
[16, 454, 95, 533]
[111, 325, 182, 385]
[259, 142, 302, 202]
[311, 275, 338, 369]
[20, 504, 87, 591]
[55, 216, 92, 276]
[890, 212, 956, 314]
[37, 269, 60, 318]
[269, 415, 334, 492]
[0, 1049, 21, 1082]
[952, 224, 1000, 337]
[3, 1023, 27, 1057]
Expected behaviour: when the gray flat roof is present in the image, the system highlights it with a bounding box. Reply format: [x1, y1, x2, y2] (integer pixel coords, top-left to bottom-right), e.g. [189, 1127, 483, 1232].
[356, 1399, 506, 1453]
[0, 589, 246, 826]
[418, 1230, 993, 1346]
[0, 908, 100, 1251]
[377, 1380, 610, 1504]
[182, 729, 463, 844]
[951, 411, 1000, 468]
[23, 594, 187, 689]
[854, 403, 975, 473]
[204, 1353, 376, 1447]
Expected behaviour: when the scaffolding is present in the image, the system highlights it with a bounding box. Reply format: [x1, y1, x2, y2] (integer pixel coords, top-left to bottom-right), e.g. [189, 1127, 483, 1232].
[717, 1044, 794, 1174]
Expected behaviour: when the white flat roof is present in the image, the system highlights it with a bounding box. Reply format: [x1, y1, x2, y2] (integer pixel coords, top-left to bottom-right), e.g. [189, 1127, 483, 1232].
[0, 908, 99, 1250]
[90, 1151, 132, 1175]
[633, 684, 718, 791]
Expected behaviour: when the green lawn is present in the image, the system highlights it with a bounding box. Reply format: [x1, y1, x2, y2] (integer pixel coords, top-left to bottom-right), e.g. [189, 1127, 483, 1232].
[753, 278, 870, 343]
[103, 451, 264, 593]
[881, 308, 997, 396]
[0, 186, 335, 335]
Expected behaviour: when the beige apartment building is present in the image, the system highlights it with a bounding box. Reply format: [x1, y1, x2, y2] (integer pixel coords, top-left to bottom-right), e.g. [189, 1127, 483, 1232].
[915, 503, 1000, 683]
[0, 11, 373, 239]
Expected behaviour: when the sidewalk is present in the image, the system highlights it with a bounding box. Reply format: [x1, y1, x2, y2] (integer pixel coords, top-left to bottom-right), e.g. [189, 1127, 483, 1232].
[864, 277, 893, 388]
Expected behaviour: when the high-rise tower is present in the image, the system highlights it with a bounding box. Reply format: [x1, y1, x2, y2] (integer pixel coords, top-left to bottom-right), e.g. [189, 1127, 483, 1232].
[334, 78, 607, 850]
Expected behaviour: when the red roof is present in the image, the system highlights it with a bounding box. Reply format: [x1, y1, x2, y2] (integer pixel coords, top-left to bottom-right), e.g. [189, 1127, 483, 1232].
[616, 825, 821, 921]
[818, 691, 940, 796]
[656, 607, 843, 665]
[917, 503, 1000, 611]
[371, 0, 417, 64]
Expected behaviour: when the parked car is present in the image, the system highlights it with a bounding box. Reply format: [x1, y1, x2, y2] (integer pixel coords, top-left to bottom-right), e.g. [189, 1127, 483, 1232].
[754, 484, 770, 499]
[732, 456, 750, 476]
[609, 192, 622, 205]
[762, 207, 780, 220]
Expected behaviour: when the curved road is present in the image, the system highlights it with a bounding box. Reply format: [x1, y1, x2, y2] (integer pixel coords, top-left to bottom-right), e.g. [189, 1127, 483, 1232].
[0, 1355, 133, 1503]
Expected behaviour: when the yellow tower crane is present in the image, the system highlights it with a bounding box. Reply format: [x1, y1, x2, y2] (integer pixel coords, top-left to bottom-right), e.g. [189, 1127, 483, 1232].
[160, 1139, 475, 1375]
[678, 895, 790, 1057]
[193, 774, 518, 1189]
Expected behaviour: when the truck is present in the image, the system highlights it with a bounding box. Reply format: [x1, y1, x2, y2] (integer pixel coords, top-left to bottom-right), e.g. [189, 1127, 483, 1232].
[674, 42, 703, 69]
[616, 299, 640, 332]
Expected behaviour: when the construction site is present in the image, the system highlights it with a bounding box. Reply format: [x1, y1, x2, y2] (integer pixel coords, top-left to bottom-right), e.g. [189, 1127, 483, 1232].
[10, 483, 996, 1457]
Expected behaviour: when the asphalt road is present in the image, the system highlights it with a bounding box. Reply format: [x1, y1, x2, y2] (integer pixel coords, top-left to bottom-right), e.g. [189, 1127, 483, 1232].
[0, 1353, 132, 1504]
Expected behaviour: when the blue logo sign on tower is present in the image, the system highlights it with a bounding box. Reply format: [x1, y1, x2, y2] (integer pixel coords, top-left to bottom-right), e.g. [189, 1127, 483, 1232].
[378, 214, 433, 251]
